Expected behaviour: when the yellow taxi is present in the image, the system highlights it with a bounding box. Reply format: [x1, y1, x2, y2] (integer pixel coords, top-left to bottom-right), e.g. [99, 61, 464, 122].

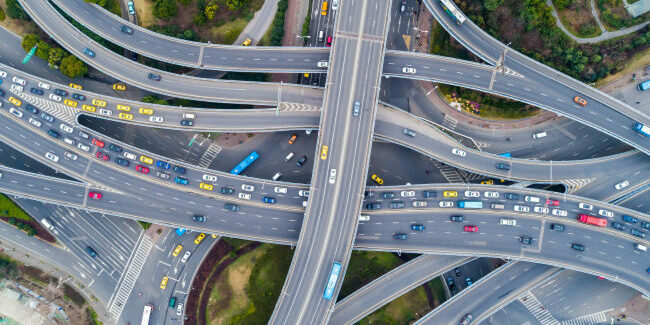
[69, 83, 82, 90]
[371, 174, 384, 185]
[320, 145, 328, 160]
[140, 155, 153, 164]
[8, 96, 21, 106]
[211, 234, 218, 238]
[160, 276, 169, 289]
[118, 112, 133, 120]
[242, 38, 252, 46]
[139, 107, 153, 115]
[82, 104, 96, 112]
[172, 244, 183, 257]
[443, 191, 458, 198]
[194, 233, 206, 245]
[112, 84, 126, 91]
[199, 183, 213, 191]
[480, 180, 494, 185]
[116, 104, 131, 111]
[63, 99, 78, 108]
[92, 99, 106, 107]
[304, 73, 310, 78]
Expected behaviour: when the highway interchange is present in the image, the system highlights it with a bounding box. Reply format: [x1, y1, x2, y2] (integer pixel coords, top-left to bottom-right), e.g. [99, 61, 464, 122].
[0, 0, 649, 324]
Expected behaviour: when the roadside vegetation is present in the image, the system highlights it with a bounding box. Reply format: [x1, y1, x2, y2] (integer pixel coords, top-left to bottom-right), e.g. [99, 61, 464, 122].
[595, 0, 650, 30]
[83, 0, 121, 15]
[260, 0, 288, 46]
[0, 194, 55, 242]
[552, 0, 601, 37]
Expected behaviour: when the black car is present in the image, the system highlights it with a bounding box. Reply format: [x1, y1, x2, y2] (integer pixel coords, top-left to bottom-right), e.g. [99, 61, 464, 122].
[366, 203, 381, 210]
[54, 88, 68, 96]
[611, 222, 626, 230]
[630, 228, 646, 238]
[180, 119, 193, 126]
[454, 267, 461, 276]
[47, 129, 60, 139]
[496, 162, 510, 170]
[221, 187, 235, 194]
[173, 166, 187, 174]
[115, 157, 130, 166]
[109, 144, 122, 152]
[450, 215, 464, 222]
[30, 87, 44, 95]
[42, 113, 55, 123]
[224, 203, 240, 212]
[571, 243, 585, 251]
[0, 89, 5, 97]
[393, 233, 407, 240]
[192, 215, 206, 222]
[504, 193, 520, 200]
[550, 223, 565, 232]
[641, 221, 650, 230]
[520, 236, 533, 245]
[381, 192, 395, 199]
[422, 190, 436, 198]
[120, 25, 134, 34]
[25, 104, 39, 115]
[296, 155, 307, 167]
[86, 246, 98, 258]
[130, 52, 138, 61]
[364, 191, 375, 198]
[148, 73, 161, 81]
[446, 277, 456, 291]
[389, 201, 405, 209]
[72, 93, 86, 101]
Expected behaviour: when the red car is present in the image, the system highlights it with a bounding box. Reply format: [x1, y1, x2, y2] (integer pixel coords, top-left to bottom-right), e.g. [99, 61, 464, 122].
[546, 199, 560, 206]
[88, 192, 102, 199]
[464, 225, 478, 232]
[136, 165, 149, 174]
[326, 36, 332, 47]
[96, 152, 109, 161]
[92, 139, 105, 148]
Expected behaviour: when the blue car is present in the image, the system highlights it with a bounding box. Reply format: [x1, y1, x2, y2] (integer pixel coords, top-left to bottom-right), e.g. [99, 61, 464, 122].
[411, 224, 425, 231]
[30, 87, 43, 95]
[173, 165, 186, 174]
[174, 177, 189, 185]
[621, 215, 638, 223]
[115, 157, 129, 166]
[127, 1, 135, 15]
[262, 197, 276, 204]
[25, 104, 39, 115]
[83, 48, 95, 58]
[156, 160, 170, 169]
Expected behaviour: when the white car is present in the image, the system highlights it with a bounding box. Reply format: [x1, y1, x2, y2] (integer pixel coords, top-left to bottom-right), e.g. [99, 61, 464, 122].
[181, 251, 191, 263]
[49, 94, 62, 101]
[77, 143, 90, 152]
[238, 193, 251, 200]
[302, 200, 308, 207]
[202, 174, 218, 182]
[329, 169, 337, 184]
[12, 76, 26, 85]
[439, 201, 454, 208]
[149, 116, 164, 123]
[598, 209, 613, 218]
[401, 190, 415, 197]
[534, 206, 549, 214]
[78, 131, 89, 139]
[274, 187, 288, 194]
[123, 151, 137, 160]
[317, 60, 329, 68]
[64, 151, 78, 160]
[614, 180, 629, 190]
[9, 107, 23, 118]
[359, 215, 370, 221]
[402, 67, 416, 74]
[578, 202, 593, 210]
[299, 190, 309, 197]
[38, 82, 51, 90]
[241, 184, 255, 192]
[499, 218, 516, 226]
[551, 209, 567, 217]
[98, 109, 112, 116]
[28, 117, 42, 127]
[451, 148, 467, 157]
[464, 191, 480, 198]
[484, 191, 499, 198]
[176, 303, 183, 316]
[331, 0, 338, 10]
[513, 205, 529, 212]
[10, 84, 23, 92]
[0, 70, 6, 78]
[412, 200, 427, 208]
[63, 137, 75, 145]
[45, 152, 59, 162]
[59, 124, 73, 133]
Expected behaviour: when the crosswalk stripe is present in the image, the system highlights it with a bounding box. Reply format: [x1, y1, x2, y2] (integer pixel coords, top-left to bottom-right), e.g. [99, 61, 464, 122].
[198, 142, 222, 168]
[433, 160, 464, 183]
[519, 292, 560, 325]
[560, 311, 608, 325]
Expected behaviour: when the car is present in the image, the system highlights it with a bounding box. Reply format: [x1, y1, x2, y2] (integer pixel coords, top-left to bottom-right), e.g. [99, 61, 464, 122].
[573, 96, 587, 106]
[359, 215, 370, 221]
[10, 84, 23, 92]
[138, 107, 153, 115]
[578, 202, 593, 210]
[194, 233, 206, 244]
[630, 228, 646, 238]
[550, 223, 565, 231]
[25, 104, 39, 115]
[135, 165, 152, 174]
[496, 162, 510, 170]
[621, 215, 638, 223]
[119, 112, 133, 120]
[411, 224, 425, 231]
[401, 190, 415, 197]
[615, 180, 630, 190]
[160, 276, 169, 289]
[389, 201, 405, 209]
[262, 197, 276, 204]
[151, 171, 168, 180]
[72, 93, 85, 101]
[82, 104, 96, 112]
[169, 297, 177, 308]
[381, 192, 395, 199]
[58, 124, 73, 134]
[30, 87, 43, 95]
[98, 109, 112, 116]
[274, 187, 288, 194]
[319, 145, 329, 160]
[92, 139, 105, 147]
[181, 251, 191, 263]
[41, 113, 55, 123]
[551, 209, 567, 217]
[140, 156, 153, 164]
[64, 151, 78, 160]
[49, 94, 62, 102]
[454, 267, 461, 276]
[127, 0, 135, 14]
[242, 38, 252, 46]
[288, 134, 297, 144]
[481, 180, 494, 185]
[149, 116, 164, 123]
[176, 303, 184, 316]
[172, 244, 183, 257]
[108, 144, 122, 153]
[0, 89, 4, 97]
[91, 99, 106, 107]
[299, 190, 310, 197]
[83, 48, 95, 57]
[534, 206, 549, 214]
[422, 190, 436, 198]
[63, 137, 75, 145]
[155, 161, 170, 170]
[86, 246, 98, 258]
[225, 203, 240, 211]
[464, 225, 478, 232]
[514, 205, 529, 212]
[242, 184, 255, 192]
[12, 76, 26, 85]
[439, 201, 454, 208]
[450, 215, 464, 222]
[317, 60, 328, 68]
[329, 169, 337, 184]
[148, 73, 161, 81]
[443, 191, 457, 197]
[123, 152, 137, 160]
[200, 174, 217, 183]
[464, 191, 479, 198]
[393, 233, 407, 240]
[192, 215, 206, 223]
[598, 209, 614, 218]
[79, 131, 89, 138]
[352, 101, 361, 116]
[465, 277, 473, 286]
[296, 155, 307, 167]
[412, 200, 428, 207]
[571, 243, 585, 251]
[451, 148, 468, 158]
[199, 183, 213, 191]
[96, 152, 109, 161]
[8, 96, 21, 106]
[37, 82, 50, 89]
[115, 157, 129, 166]
[366, 203, 381, 210]
[47, 129, 60, 139]
[519, 236, 533, 245]
[180, 119, 193, 126]
[402, 67, 416, 74]
[326, 36, 332, 47]
[88, 192, 102, 199]
[120, 25, 133, 34]
[461, 314, 473, 325]
[612, 222, 626, 230]
[499, 218, 516, 226]
[221, 187, 235, 194]
[44, 152, 59, 162]
[173, 166, 186, 174]
[77, 143, 90, 151]
[402, 128, 417, 137]
[371, 174, 383, 185]
[116, 104, 131, 112]
[446, 277, 456, 290]
[175, 177, 189, 185]
[54, 89, 68, 97]
[484, 191, 499, 198]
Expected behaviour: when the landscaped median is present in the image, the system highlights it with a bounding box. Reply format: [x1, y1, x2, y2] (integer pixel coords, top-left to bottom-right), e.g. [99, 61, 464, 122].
[0, 194, 55, 243]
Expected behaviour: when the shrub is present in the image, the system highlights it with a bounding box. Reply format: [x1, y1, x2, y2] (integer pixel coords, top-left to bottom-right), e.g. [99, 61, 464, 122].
[59, 55, 88, 78]
[0, 6, 6, 21]
[153, 0, 178, 19]
[6, 0, 30, 21]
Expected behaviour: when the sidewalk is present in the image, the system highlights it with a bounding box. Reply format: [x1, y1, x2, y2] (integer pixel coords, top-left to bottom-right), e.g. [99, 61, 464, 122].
[271, 0, 309, 84]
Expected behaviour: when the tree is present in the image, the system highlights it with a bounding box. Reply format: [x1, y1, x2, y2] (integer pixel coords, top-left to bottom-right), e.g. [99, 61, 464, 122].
[484, 0, 504, 11]
[204, 1, 218, 20]
[48, 48, 65, 68]
[6, 0, 31, 21]
[35, 41, 51, 60]
[59, 55, 88, 78]
[153, 0, 178, 19]
[21, 34, 40, 52]
[85, 0, 108, 6]
[225, 0, 250, 10]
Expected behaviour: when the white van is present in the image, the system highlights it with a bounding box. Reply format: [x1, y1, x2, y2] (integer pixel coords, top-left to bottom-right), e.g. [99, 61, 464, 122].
[634, 243, 647, 252]
[272, 172, 282, 181]
[318, 31, 324, 42]
[490, 203, 505, 210]
[359, 215, 370, 221]
[284, 152, 294, 162]
[524, 195, 540, 203]
[532, 131, 547, 139]
[40, 218, 55, 231]
[182, 113, 195, 119]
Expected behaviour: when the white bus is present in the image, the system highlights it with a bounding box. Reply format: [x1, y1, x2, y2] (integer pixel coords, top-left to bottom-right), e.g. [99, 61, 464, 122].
[141, 305, 153, 325]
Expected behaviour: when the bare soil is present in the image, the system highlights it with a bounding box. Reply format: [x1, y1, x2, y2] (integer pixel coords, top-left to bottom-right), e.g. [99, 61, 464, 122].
[553, 0, 601, 37]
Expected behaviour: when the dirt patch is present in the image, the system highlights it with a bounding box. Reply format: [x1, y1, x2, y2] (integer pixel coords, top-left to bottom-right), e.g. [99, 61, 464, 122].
[215, 132, 255, 148]
[0, 1, 39, 36]
[553, 0, 601, 37]
[132, 0, 155, 27]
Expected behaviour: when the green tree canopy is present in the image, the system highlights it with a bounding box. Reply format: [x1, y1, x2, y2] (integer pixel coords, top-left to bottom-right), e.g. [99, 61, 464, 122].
[153, 0, 178, 19]
[59, 55, 88, 78]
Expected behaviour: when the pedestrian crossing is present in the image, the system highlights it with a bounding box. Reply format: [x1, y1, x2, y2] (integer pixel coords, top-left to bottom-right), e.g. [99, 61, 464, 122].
[433, 161, 464, 183]
[198, 142, 222, 168]
[560, 311, 608, 325]
[107, 233, 153, 320]
[519, 292, 560, 325]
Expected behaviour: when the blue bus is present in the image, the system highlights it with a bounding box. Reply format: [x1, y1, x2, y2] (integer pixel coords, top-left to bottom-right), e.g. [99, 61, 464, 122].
[638, 80, 650, 91]
[458, 201, 483, 209]
[633, 123, 650, 136]
[323, 262, 342, 300]
[230, 151, 259, 175]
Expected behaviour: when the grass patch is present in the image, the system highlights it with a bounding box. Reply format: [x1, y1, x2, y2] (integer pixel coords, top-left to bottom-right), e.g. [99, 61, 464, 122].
[62, 283, 86, 307]
[359, 285, 431, 324]
[427, 277, 447, 305]
[222, 237, 250, 250]
[338, 251, 403, 300]
[87, 307, 103, 325]
[552, 0, 601, 38]
[595, 0, 650, 31]
[0, 194, 33, 222]
[138, 221, 151, 230]
[206, 17, 248, 44]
